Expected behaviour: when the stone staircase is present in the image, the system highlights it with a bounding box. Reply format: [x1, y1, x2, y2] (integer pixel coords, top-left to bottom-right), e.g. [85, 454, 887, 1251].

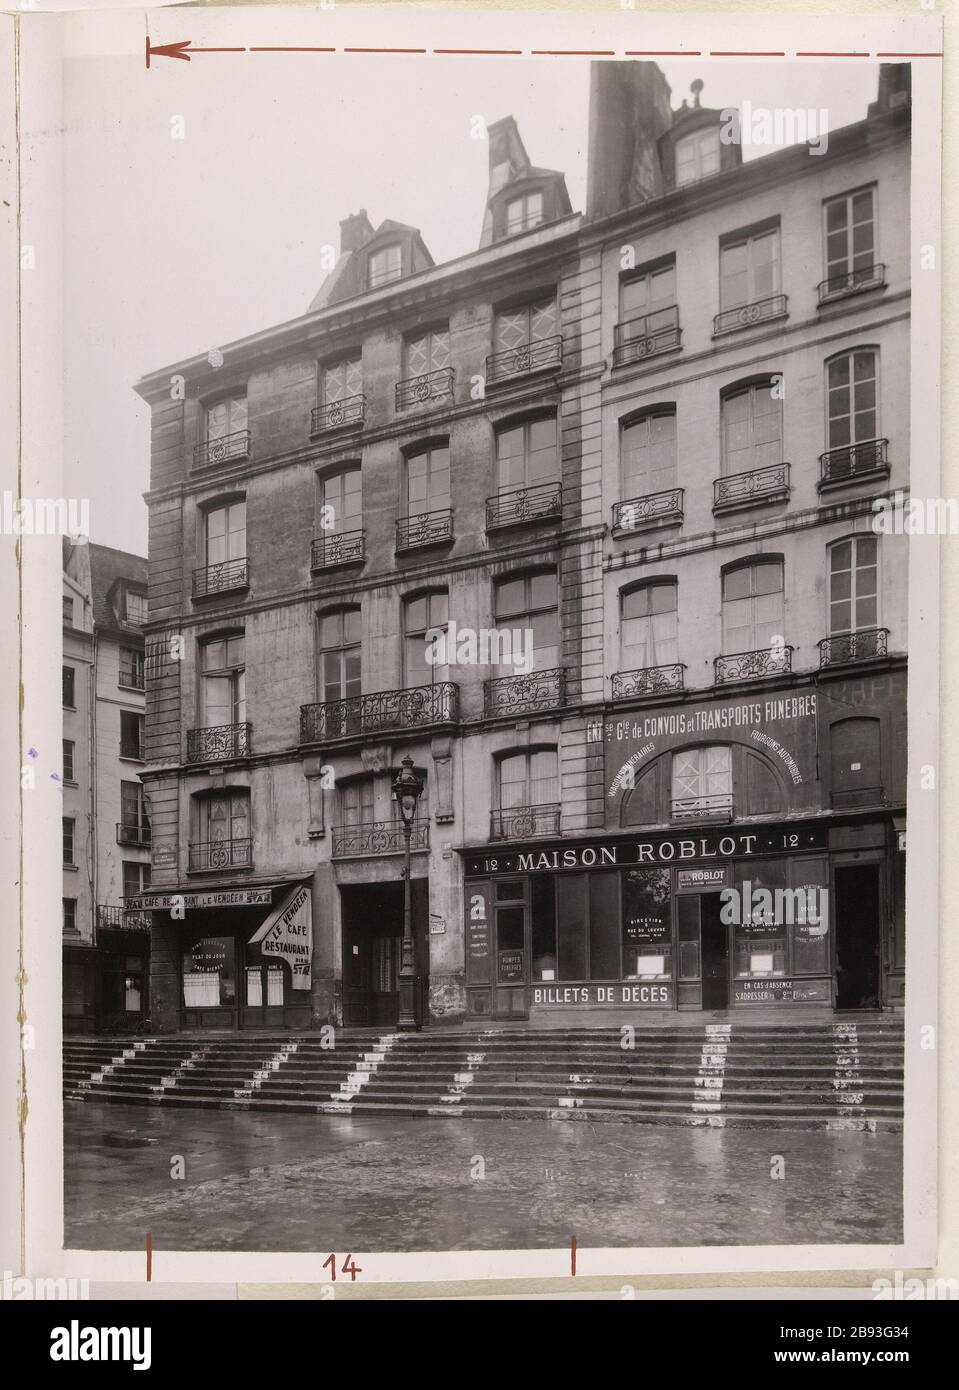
[63, 1017, 904, 1130]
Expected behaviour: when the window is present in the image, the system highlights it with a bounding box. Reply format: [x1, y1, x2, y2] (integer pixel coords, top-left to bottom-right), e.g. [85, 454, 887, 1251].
[497, 749, 558, 809]
[318, 468, 361, 536]
[830, 718, 882, 804]
[197, 790, 250, 849]
[200, 635, 246, 727]
[182, 935, 236, 1009]
[123, 861, 152, 898]
[829, 536, 878, 634]
[620, 261, 676, 324]
[722, 560, 784, 653]
[367, 243, 402, 289]
[672, 746, 733, 817]
[124, 590, 148, 625]
[121, 781, 149, 837]
[323, 357, 362, 404]
[721, 381, 782, 475]
[120, 710, 144, 760]
[824, 188, 876, 283]
[406, 444, 450, 518]
[206, 500, 246, 567]
[827, 350, 878, 449]
[63, 899, 77, 934]
[318, 608, 361, 702]
[720, 227, 781, 309]
[62, 666, 75, 708]
[621, 582, 678, 671]
[404, 590, 449, 687]
[119, 647, 145, 689]
[505, 189, 544, 235]
[62, 596, 74, 625]
[494, 571, 559, 671]
[494, 297, 558, 354]
[62, 818, 75, 866]
[205, 393, 247, 443]
[63, 739, 75, 783]
[495, 416, 557, 491]
[340, 778, 374, 827]
[675, 127, 720, 186]
[621, 410, 676, 498]
[406, 327, 450, 378]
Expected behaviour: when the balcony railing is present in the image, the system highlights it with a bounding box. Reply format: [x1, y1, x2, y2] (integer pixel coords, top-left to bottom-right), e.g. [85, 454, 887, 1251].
[118, 670, 145, 691]
[713, 462, 790, 513]
[490, 804, 561, 841]
[186, 722, 251, 763]
[486, 335, 563, 386]
[311, 394, 366, 435]
[117, 822, 151, 848]
[486, 480, 562, 532]
[193, 430, 251, 469]
[395, 367, 455, 412]
[192, 558, 249, 598]
[818, 263, 886, 304]
[97, 904, 151, 933]
[484, 667, 566, 718]
[612, 488, 684, 535]
[311, 530, 365, 569]
[332, 818, 429, 859]
[188, 838, 253, 872]
[396, 509, 454, 552]
[818, 438, 889, 490]
[300, 681, 459, 745]
[818, 628, 889, 668]
[120, 742, 144, 762]
[715, 646, 793, 684]
[671, 793, 734, 822]
[713, 294, 788, 336]
[612, 306, 681, 368]
[611, 663, 685, 701]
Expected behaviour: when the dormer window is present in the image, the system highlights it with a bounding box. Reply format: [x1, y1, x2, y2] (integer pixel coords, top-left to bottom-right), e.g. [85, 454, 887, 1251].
[124, 589, 147, 626]
[367, 243, 402, 290]
[505, 190, 544, 236]
[675, 127, 720, 187]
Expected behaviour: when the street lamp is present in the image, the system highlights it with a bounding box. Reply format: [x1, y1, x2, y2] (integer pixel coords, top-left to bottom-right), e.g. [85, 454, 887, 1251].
[392, 754, 425, 1032]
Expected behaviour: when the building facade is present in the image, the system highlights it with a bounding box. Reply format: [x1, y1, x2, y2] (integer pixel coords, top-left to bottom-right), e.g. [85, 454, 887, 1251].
[134, 62, 909, 1033]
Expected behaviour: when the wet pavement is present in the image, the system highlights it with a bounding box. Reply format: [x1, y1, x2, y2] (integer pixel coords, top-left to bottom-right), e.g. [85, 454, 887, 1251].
[64, 1103, 901, 1252]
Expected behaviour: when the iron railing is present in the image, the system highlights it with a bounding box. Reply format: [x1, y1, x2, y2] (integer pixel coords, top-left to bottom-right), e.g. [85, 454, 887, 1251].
[486, 480, 562, 531]
[818, 628, 889, 668]
[116, 822, 151, 848]
[486, 335, 563, 385]
[395, 510, 454, 551]
[612, 306, 681, 367]
[311, 530, 365, 569]
[713, 462, 790, 512]
[395, 368, 455, 412]
[713, 294, 788, 335]
[310, 394, 366, 434]
[715, 646, 793, 684]
[193, 430, 251, 469]
[611, 664, 685, 700]
[484, 667, 566, 718]
[188, 838, 253, 872]
[332, 818, 429, 859]
[819, 438, 889, 487]
[120, 740, 145, 762]
[192, 558, 249, 598]
[186, 722, 251, 763]
[97, 905, 151, 933]
[612, 488, 684, 534]
[300, 681, 459, 744]
[671, 793, 734, 822]
[118, 668, 145, 691]
[490, 804, 561, 841]
[818, 264, 885, 303]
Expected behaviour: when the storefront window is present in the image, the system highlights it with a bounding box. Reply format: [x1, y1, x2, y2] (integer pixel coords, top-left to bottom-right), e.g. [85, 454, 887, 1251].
[623, 868, 672, 979]
[183, 936, 236, 1007]
[789, 859, 830, 976]
[677, 896, 701, 980]
[731, 858, 829, 977]
[124, 957, 144, 1012]
[530, 876, 556, 980]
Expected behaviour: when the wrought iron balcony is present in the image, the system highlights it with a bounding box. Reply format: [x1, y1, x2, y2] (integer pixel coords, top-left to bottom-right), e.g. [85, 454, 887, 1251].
[300, 681, 459, 745]
[611, 664, 685, 700]
[715, 645, 793, 684]
[188, 837, 253, 872]
[97, 904, 151, 933]
[120, 741, 145, 762]
[395, 509, 454, 552]
[486, 335, 563, 386]
[311, 530, 365, 569]
[490, 804, 561, 841]
[186, 722, 251, 763]
[192, 557, 249, 598]
[116, 822, 151, 848]
[486, 480, 562, 532]
[118, 669, 145, 691]
[818, 438, 889, 490]
[332, 818, 429, 859]
[310, 394, 366, 435]
[713, 462, 790, 513]
[713, 294, 788, 336]
[818, 628, 889, 668]
[193, 430, 251, 469]
[612, 306, 681, 368]
[612, 488, 684, 535]
[818, 264, 886, 304]
[671, 793, 734, 822]
[395, 367, 455, 412]
[484, 667, 566, 718]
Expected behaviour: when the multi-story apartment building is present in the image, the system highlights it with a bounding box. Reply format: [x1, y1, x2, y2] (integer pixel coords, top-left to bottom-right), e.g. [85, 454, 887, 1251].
[133, 61, 909, 1034]
[62, 540, 151, 1031]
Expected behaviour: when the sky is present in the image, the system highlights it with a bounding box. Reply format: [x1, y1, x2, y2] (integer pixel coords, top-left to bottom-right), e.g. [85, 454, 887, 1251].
[59, 28, 881, 554]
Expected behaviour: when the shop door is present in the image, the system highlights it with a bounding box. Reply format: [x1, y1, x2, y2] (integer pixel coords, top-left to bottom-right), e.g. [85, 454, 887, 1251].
[342, 881, 428, 1027]
[834, 864, 881, 1009]
[242, 961, 287, 1028]
[493, 893, 528, 1019]
[700, 893, 729, 1011]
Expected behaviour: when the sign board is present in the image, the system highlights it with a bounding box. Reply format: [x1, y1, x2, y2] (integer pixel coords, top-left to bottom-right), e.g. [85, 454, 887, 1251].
[531, 982, 673, 1008]
[249, 885, 313, 990]
[498, 950, 524, 983]
[677, 867, 727, 891]
[124, 888, 273, 911]
[466, 884, 492, 985]
[733, 977, 830, 1005]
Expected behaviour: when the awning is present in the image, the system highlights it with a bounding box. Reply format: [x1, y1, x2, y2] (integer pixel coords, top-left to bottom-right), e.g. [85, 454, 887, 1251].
[248, 884, 313, 990]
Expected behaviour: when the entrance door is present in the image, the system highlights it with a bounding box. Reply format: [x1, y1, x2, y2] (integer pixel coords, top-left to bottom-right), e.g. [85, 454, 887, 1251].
[242, 960, 287, 1028]
[341, 881, 429, 1026]
[834, 864, 881, 1009]
[700, 893, 729, 1011]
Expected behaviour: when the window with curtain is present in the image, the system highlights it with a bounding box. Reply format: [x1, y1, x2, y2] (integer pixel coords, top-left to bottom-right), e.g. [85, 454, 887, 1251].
[494, 571, 559, 671]
[200, 634, 245, 727]
[824, 188, 876, 282]
[827, 350, 878, 449]
[620, 581, 678, 671]
[828, 536, 878, 634]
[205, 501, 246, 566]
[340, 778, 375, 827]
[122, 861, 152, 897]
[494, 297, 558, 353]
[722, 560, 784, 653]
[121, 780, 148, 835]
[720, 226, 780, 309]
[317, 609, 361, 702]
[205, 394, 247, 442]
[497, 749, 559, 809]
[721, 381, 782, 475]
[405, 327, 450, 378]
[672, 746, 733, 816]
[403, 591, 449, 687]
[323, 356, 362, 404]
[621, 410, 676, 498]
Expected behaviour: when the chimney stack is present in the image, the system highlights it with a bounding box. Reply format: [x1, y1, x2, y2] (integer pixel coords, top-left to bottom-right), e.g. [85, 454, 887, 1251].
[339, 209, 374, 254]
[586, 61, 673, 220]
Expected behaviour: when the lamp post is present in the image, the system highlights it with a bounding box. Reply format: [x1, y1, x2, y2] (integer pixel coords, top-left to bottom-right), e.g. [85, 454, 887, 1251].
[392, 754, 425, 1032]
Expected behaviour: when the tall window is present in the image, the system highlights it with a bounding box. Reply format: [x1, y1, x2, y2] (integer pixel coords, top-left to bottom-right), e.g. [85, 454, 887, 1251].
[406, 444, 450, 517]
[494, 572, 559, 671]
[198, 791, 249, 848]
[318, 608, 361, 702]
[200, 635, 246, 727]
[63, 739, 75, 782]
[827, 350, 878, 449]
[63, 899, 77, 934]
[672, 746, 732, 816]
[720, 226, 780, 309]
[62, 666, 75, 708]
[620, 260, 676, 325]
[319, 468, 362, 536]
[404, 591, 449, 687]
[505, 189, 544, 235]
[340, 778, 375, 827]
[824, 188, 876, 283]
[121, 781, 149, 837]
[498, 749, 559, 809]
[722, 560, 784, 653]
[620, 582, 678, 671]
[406, 327, 450, 378]
[123, 861, 152, 897]
[621, 409, 676, 498]
[675, 128, 720, 186]
[323, 356, 362, 404]
[206, 500, 246, 569]
[62, 817, 75, 866]
[367, 243, 402, 289]
[721, 381, 782, 475]
[62, 596, 74, 624]
[829, 536, 878, 634]
[205, 393, 247, 443]
[495, 416, 557, 491]
[120, 710, 144, 760]
[119, 647, 145, 689]
[124, 590, 148, 625]
[494, 297, 557, 353]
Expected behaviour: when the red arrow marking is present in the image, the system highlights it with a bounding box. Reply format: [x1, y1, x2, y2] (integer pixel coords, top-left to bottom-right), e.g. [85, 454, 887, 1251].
[146, 38, 247, 68]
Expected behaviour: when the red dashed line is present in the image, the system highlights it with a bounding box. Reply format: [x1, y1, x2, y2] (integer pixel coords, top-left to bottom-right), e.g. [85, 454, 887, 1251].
[532, 50, 617, 57]
[710, 51, 787, 57]
[249, 47, 335, 53]
[189, 47, 247, 53]
[626, 51, 703, 57]
[344, 47, 427, 54]
[876, 52, 942, 57]
[796, 52, 869, 58]
[433, 48, 523, 56]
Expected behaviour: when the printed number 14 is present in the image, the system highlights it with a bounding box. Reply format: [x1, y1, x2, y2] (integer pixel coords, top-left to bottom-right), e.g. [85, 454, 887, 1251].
[323, 1253, 362, 1282]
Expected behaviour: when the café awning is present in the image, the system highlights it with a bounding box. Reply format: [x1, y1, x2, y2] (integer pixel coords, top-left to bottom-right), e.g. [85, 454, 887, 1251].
[248, 883, 313, 990]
